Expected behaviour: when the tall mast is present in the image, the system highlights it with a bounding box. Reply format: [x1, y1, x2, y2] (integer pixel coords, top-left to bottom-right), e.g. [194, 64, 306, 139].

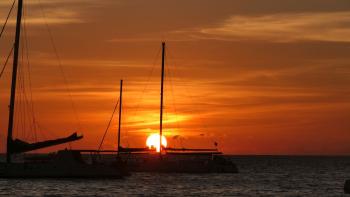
[117, 80, 123, 156]
[7, 0, 23, 163]
[160, 42, 165, 158]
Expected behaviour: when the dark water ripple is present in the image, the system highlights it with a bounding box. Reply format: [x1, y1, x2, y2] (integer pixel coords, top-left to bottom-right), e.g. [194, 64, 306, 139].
[1, 156, 350, 196]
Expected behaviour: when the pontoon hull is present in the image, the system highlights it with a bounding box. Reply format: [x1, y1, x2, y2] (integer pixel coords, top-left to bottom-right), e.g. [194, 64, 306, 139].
[122, 153, 238, 173]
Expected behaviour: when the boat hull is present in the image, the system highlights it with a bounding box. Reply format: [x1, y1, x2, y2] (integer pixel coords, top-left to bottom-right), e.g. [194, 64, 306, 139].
[0, 150, 128, 179]
[122, 153, 238, 173]
[0, 162, 124, 178]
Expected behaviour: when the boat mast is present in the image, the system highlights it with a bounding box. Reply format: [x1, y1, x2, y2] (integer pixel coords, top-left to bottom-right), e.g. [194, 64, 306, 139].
[7, 0, 23, 163]
[117, 80, 123, 155]
[160, 42, 165, 158]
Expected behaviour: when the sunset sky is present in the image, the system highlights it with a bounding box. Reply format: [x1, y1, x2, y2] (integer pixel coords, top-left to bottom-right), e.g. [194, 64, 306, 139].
[0, 0, 350, 155]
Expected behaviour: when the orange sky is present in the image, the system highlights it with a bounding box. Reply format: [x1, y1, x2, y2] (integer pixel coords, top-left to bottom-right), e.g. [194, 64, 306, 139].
[1, 0, 350, 155]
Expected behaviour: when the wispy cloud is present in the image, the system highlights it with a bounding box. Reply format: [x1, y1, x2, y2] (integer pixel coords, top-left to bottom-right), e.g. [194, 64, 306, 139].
[0, 0, 104, 6]
[198, 12, 350, 42]
[0, 9, 83, 25]
[107, 11, 350, 43]
[0, 0, 90, 25]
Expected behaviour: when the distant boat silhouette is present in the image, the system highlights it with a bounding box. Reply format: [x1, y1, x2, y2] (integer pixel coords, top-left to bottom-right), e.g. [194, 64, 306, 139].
[116, 42, 238, 173]
[345, 180, 350, 194]
[0, 0, 127, 178]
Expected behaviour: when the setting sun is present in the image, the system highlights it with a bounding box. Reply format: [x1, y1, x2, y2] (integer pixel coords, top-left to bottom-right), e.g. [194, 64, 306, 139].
[146, 134, 167, 152]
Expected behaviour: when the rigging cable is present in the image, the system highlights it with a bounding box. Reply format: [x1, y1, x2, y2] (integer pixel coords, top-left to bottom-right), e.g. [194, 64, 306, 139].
[22, 2, 38, 142]
[129, 47, 161, 117]
[37, 0, 82, 131]
[167, 48, 215, 147]
[0, 0, 16, 40]
[98, 98, 120, 151]
[0, 45, 14, 79]
[165, 52, 181, 135]
[123, 45, 161, 146]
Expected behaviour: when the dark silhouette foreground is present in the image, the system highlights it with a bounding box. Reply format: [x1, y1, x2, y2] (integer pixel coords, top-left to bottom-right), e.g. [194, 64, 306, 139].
[345, 180, 350, 194]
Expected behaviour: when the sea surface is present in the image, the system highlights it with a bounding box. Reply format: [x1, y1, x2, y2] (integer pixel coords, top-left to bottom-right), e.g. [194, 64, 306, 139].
[0, 156, 350, 196]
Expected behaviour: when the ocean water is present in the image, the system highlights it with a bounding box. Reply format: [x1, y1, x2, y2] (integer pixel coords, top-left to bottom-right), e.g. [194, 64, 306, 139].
[0, 156, 350, 196]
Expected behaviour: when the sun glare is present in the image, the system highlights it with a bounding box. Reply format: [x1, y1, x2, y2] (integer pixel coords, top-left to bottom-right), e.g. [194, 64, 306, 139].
[146, 133, 167, 152]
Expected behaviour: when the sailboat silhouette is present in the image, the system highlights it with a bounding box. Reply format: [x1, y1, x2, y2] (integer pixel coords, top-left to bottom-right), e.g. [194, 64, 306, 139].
[0, 0, 127, 178]
[116, 42, 238, 173]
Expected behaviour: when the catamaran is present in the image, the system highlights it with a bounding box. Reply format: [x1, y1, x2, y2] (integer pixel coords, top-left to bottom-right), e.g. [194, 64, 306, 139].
[0, 0, 127, 178]
[116, 42, 238, 173]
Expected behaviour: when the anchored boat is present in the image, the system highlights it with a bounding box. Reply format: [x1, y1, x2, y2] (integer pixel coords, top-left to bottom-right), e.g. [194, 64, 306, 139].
[114, 43, 238, 173]
[0, 0, 127, 178]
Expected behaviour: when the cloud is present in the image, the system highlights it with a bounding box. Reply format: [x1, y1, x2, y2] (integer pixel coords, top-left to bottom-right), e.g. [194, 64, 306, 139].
[0, 1, 90, 25]
[0, 0, 104, 6]
[0, 9, 83, 25]
[107, 11, 350, 43]
[198, 12, 350, 42]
